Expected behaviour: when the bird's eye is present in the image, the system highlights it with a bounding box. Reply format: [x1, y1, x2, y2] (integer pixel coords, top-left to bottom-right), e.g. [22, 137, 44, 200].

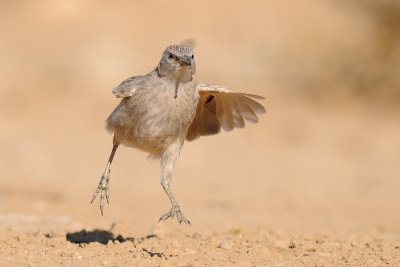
[168, 53, 173, 59]
[191, 55, 194, 59]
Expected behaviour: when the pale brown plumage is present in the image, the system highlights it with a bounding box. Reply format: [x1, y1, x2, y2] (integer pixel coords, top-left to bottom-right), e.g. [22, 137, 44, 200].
[91, 40, 265, 224]
[187, 83, 265, 140]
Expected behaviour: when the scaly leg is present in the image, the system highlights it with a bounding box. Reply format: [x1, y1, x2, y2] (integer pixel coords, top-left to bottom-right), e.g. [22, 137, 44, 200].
[158, 142, 190, 225]
[91, 139, 119, 215]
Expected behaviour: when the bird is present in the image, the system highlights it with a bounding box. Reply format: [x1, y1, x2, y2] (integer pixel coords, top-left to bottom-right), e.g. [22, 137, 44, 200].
[91, 40, 266, 225]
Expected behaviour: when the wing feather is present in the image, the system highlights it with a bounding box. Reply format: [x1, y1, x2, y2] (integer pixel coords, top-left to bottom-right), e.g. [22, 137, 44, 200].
[227, 94, 245, 128]
[186, 82, 266, 141]
[237, 94, 266, 114]
[216, 92, 234, 131]
[240, 93, 265, 100]
[234, 96, 259, 123]
[112, 75, 146, 98]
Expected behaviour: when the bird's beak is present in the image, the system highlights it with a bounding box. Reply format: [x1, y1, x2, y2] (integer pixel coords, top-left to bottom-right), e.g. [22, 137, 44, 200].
[180, 55, 192, 66]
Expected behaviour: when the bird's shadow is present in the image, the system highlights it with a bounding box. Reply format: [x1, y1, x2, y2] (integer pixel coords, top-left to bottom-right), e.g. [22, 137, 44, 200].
[65, 227, 157, 245]
[65, 229, 138, 245]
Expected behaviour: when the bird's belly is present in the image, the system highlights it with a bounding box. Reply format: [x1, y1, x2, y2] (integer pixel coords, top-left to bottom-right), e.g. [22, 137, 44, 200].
[138, 101, 196, 140]
[106, 90, 198, 157]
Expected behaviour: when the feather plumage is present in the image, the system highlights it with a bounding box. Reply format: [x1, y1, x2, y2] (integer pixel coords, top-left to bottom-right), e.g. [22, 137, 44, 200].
[112, 75, 146, 98]
[186, 83, 266, 141]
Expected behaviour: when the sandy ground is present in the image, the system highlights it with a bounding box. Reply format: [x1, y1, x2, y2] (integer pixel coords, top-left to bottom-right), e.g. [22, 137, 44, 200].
[1, 1, 400, 266]
[1, 221, 399, 266]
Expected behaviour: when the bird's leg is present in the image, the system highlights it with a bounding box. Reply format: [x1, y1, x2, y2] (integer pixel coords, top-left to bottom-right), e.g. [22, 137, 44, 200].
[91, 138, 119, 215]
[158, 142, 190, 225]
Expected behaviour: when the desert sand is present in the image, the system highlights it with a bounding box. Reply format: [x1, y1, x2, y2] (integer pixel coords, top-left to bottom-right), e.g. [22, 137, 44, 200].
[1, 1, 400, 266]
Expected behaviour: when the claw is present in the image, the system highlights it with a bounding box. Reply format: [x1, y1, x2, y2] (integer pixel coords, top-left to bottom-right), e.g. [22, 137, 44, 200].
[100, 189, 105, 215]
[91, 174, 110, 216]
[90, 191, 97, 203]
[178, 217, 191, 225]
[158, 206, 190, 225]
[91, 184, 101, 203]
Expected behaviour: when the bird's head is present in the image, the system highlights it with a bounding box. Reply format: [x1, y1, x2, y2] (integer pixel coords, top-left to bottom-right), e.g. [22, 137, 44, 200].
[157, 43, 196, 83]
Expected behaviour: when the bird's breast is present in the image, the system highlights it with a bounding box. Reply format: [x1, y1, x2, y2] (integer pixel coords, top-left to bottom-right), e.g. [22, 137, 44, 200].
[106, 81, 198, 151]
[145, 83, 198, 133]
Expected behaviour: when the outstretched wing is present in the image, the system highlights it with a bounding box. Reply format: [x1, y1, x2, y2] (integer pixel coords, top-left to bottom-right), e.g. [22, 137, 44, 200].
[186, 82, 266, 141]
[112, 75, 145, 98]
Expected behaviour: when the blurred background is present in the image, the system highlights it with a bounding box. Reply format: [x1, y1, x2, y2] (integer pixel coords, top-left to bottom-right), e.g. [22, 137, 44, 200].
[0, 0, 399, 234]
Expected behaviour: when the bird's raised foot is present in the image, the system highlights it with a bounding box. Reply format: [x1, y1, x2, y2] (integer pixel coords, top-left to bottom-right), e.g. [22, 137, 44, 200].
[90, 173, 110, 216]
[158, 205, 191, 225]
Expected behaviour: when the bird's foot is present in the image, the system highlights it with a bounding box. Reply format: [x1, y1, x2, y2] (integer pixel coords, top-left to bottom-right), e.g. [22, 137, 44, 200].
[90, 173, 110, 215]
[158, 205, 191, 225]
